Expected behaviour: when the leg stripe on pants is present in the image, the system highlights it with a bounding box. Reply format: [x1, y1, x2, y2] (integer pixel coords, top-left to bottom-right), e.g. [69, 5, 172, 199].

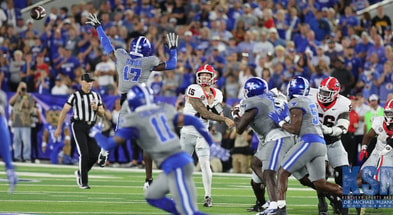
[282, 142, 310, 171]
[175, 167, 194, 214]
[269, 138, 283, 170]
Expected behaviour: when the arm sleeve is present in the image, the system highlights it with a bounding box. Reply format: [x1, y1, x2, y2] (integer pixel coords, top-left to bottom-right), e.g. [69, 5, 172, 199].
[164, 49, 177, 70]
[94, 133, 117, 151]
[96, 26, 115, 55]
[183, 114, 214, 146]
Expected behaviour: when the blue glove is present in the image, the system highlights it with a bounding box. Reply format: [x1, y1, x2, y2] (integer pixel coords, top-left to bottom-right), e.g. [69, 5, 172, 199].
[89, 123, 104, 138]
[269, 110, 286, 127]
[277, 103, 289, 121]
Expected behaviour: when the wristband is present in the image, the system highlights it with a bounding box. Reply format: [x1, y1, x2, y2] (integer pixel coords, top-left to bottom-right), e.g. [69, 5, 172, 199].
[279, 121, 285, 127]
[361, 145, 367, 150]
[42, 142, 47, 147]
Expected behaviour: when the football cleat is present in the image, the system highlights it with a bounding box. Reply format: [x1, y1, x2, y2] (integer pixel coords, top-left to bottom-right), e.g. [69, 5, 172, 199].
[203, 196, 213, 207]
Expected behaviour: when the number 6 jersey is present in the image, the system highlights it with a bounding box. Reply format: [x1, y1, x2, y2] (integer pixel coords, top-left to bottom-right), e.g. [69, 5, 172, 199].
[115, 49, 160, 94]
[182, 84, 223, 136]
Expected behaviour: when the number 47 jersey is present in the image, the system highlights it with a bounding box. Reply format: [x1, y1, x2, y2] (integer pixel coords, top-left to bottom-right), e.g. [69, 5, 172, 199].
[115, 49, 160, 94]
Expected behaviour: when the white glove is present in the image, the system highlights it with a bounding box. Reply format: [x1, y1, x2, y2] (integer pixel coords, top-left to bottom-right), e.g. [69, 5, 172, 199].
[86, 13, 101, 28]
[89, 123, 104, 137]
[166, 32, 178, 49]
[321, 125, 333, 135]
[231, 104, 243, 119]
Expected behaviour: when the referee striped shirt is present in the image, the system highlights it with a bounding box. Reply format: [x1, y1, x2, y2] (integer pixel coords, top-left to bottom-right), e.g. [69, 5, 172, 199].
[66, 90, 102, 122]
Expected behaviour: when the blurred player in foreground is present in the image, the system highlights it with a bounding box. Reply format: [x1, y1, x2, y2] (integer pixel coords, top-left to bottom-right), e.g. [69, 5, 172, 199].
[90, 83, 212, 215]
[0, 90, 17, 193]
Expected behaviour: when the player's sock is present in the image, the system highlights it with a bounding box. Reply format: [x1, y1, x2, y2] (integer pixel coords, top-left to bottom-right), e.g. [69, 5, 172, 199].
[0, 116, 13, 169]
[146, 197, 180, 215]
[251, 179, 266, 205]
[199, 155, 212, 197]
[277, 200, 286, 208]
[268, 201, 278, 210]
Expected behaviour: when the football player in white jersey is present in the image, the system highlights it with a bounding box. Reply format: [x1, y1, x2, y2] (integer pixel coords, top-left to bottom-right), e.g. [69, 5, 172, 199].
[358, 99, 393, 183]
[180, 64, 234, 207]
[309, 77, 351, 215]
[86, 13, 178, 189]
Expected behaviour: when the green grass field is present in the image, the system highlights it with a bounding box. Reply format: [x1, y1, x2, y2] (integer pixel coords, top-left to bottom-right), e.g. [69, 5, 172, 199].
[0, 163, 392, 215]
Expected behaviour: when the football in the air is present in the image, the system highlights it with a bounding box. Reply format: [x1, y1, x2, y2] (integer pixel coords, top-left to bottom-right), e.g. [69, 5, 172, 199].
[30, 6, 46, 20]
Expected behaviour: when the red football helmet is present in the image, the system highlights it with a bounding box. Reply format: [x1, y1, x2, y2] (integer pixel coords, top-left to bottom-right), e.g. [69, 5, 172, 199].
[196, 64, 216, 86]
[318, 77, 341, 103]
[384, 99, 393, 126]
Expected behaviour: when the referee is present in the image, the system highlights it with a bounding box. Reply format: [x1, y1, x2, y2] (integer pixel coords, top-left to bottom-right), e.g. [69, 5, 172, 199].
[55, 73, 105, 189]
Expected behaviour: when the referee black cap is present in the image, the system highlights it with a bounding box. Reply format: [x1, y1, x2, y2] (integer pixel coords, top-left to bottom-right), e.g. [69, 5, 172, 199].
[81, 73, 95, 82]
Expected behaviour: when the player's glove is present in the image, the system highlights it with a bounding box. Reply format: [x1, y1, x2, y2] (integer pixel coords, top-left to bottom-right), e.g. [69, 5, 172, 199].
[97, 149, 109, 167]
[321, 125, 333, 135]
[231, 104, 242, 119]
[86, 13, 101, 28]
[166, 32, 178, 49]
[269, 110, 286, 127]
[359, 145, 368, 161]
[143, 178, 153, 191]
[89, 122, 104, 138]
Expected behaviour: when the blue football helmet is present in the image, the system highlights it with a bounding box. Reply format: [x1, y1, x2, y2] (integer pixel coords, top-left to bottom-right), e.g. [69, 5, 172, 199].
[127, 84, 154, 111]
[129, 36, 151, 58]
[287, 76, 310, 99]
[243, 77, 268, 99]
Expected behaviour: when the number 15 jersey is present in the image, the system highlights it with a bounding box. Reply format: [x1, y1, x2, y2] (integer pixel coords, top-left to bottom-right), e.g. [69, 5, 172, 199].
[115, 49, 160, 94]
[182, 84, 223, 136]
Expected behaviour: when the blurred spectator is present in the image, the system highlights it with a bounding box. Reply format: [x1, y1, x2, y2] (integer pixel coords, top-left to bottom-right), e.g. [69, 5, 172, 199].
[230, 127, 253, 174]
[162, 70, 179, 97]
[232, 19, 246, 45]
[95, 54, 116, 95]
[344, 45, 363, 82]
[305, 30, 320, 56]
[253, 31, 274, 59]
[274, 9, 288, 40]
[8, 50, 25, 92]
[342, 96, 359, 166]
[364, 94, 384, 133]
[338, 6, 359, 37]
[331, 56, 355, 96]
[268, 28, 286, 47]
[358, 53, 382, 98]
[310, 62, 330, 88]
[308, 10, 331, 42]
[150, 73, 163, 96]
[30, 100, 42, 163]
[377, 61, 393, 104]
[237, 63, 257, 99]
[35, 67, 50, 95]
[355, 32, 373, 63]
[366, 35, 385, 63]
[358, 11, 372, 34]
[293, 23, 309, 53]
[224, 72, 239, 99]
[51, 75, 70, 95]
[286, 7, 301, 40]
[311, 45, 330, 66]
[4, 1, 21, 28]
[0, 49, 8, 91]
[371, 5, 392, 36]
[9, 82, 34, 162]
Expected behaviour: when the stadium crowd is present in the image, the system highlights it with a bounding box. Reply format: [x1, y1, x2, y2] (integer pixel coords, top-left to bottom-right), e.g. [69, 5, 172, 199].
[0, 0, 391, 169]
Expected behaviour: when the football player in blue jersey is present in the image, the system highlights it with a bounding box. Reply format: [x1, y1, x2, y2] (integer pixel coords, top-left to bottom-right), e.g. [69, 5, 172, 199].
[90, 83, 212, 215]
[86, 13, 178, 189]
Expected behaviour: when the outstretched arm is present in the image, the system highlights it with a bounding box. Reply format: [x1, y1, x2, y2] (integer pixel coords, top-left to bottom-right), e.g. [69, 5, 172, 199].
[86, 13, 115, 59]
[153, 33, 178, 71]
[174, 113, 214, 146]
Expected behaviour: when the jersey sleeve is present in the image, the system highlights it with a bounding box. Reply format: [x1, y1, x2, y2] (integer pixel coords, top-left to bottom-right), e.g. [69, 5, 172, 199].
[114, 49, 128, 62]
[288, 97, 308, 114]
[242, 97, 260, 112]
[117, 113, 135, 129]
[371, 116, 384, 134]
[185, 84, 204, 99]
[146, 56, 160, 69]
